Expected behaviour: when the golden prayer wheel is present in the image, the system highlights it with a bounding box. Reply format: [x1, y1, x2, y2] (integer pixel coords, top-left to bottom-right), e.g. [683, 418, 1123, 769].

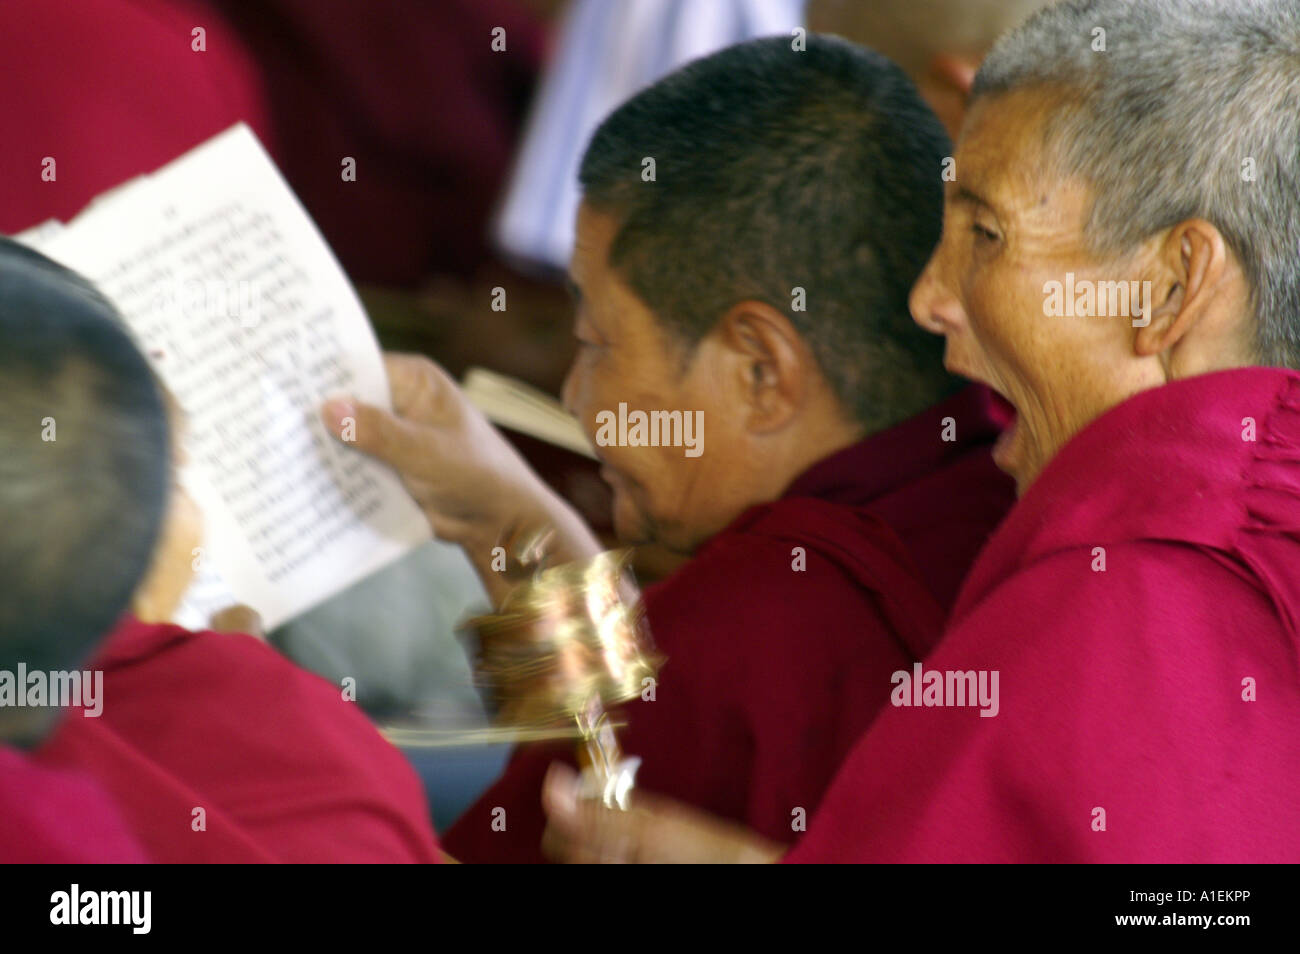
[459, 528, 662, 809]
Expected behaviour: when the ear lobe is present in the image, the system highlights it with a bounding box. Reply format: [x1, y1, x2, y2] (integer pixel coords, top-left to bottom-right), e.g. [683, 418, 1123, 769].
[1134, 281, 1183, 356]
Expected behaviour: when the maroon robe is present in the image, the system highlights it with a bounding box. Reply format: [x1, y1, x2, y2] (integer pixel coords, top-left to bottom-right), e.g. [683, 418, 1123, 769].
[38, 617, 441, 863]
[0, 0, 273, 235]
[787, 367, 1300, 862]
[206, 0, 544, 285]
[0, 744, 147, 863]
[444, 386, 1015, 862]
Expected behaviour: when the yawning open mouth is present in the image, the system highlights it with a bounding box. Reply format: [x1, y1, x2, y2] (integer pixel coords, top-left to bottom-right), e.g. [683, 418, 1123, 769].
[987, 390, 1020, 472]
[986, 390, 1017, 428]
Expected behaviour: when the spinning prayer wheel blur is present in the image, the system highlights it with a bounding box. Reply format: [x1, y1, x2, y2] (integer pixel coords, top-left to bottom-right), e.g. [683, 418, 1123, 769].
[460, 528, 662, 808]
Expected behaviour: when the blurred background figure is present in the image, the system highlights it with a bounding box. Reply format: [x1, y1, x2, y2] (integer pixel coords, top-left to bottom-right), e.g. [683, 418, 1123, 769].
[808, 0, 1055, 138]
[493, 0, 806, 276]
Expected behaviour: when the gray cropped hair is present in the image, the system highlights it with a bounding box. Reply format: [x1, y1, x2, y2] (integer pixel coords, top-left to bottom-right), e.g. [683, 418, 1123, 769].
[973, 0, 1300, 368]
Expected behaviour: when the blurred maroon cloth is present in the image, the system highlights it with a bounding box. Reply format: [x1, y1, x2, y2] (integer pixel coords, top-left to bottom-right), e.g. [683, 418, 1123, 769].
[0, 0, 273, 235]
[208, 0, 545, 285]
[0, 745, 147, 862]
[444, 386, 1014, 862]
[788, 368, 1300, 862]
[38, 617, 441, 863]
[0, 0, 540, 286]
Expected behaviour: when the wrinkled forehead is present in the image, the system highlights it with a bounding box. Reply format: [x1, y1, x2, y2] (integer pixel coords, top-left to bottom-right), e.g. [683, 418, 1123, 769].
[952, 85, 1080, 210]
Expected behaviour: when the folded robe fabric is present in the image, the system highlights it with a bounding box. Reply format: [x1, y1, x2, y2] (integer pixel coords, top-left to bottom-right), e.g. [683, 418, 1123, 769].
[444, 386, 1015, 862]
[0, 744, 147, 863]
[787, 367, 1300, 863]
[38, 618, 442, 863]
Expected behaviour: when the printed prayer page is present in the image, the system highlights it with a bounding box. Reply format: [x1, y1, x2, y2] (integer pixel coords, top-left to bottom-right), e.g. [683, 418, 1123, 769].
[33, 124, 431, 631]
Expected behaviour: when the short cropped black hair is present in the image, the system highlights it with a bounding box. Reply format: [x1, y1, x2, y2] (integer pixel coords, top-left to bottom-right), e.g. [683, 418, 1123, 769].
[579, 34, 957, 430]
[0, 238, 170, 672]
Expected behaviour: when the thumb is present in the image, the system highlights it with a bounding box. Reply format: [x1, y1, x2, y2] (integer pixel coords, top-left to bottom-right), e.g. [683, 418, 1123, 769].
[542, 763, 582, 833]
[209, 604, 264, 638]
[321, 396, 437, 478]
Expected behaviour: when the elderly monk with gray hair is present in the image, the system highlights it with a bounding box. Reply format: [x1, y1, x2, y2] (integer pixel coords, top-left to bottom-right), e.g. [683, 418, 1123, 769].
[542, 0, 1300, 863]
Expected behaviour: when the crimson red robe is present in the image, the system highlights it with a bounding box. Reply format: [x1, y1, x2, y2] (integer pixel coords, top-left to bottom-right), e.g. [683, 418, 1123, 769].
[37, 618, 441, 863]
[444, 386, 1015, 862]
[787, 367, 1300, 862]
[0, 0, 273, 235]
[0, 745, 147, 863]
[205, 0, 544, 284]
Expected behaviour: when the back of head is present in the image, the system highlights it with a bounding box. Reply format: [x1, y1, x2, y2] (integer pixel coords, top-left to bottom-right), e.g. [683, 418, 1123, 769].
[0, 238, 169, 673]
[974, 0, 1300, 368]
[579, 33, 958, 432]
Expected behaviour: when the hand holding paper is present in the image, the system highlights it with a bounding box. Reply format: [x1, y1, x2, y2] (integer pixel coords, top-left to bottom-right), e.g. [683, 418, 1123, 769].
[322, 353, 603, 604]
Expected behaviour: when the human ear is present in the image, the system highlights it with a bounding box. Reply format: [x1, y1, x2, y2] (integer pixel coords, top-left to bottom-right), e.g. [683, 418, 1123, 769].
[714, 301, 811, 433]
[1134, 220, 1227, 358]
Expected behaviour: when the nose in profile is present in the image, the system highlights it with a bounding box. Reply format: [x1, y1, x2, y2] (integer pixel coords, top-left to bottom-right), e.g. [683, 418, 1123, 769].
[909, 258, 966, 337]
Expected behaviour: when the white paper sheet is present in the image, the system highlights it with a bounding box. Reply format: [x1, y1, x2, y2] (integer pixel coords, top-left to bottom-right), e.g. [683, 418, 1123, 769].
[37, 124, 431, 630]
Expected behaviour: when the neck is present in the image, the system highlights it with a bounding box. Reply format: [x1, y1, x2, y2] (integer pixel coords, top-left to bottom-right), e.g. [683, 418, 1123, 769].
[754, 414, 866, 503]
